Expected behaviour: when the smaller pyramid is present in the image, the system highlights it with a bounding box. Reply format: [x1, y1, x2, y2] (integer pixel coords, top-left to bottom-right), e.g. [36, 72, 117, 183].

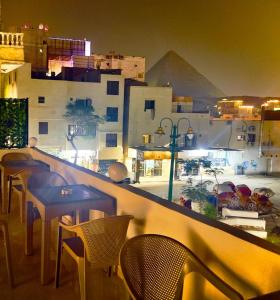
[146, 51, 225, 110]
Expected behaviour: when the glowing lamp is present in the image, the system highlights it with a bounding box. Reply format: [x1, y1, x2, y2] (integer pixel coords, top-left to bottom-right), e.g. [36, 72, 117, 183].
[155, 126, 165, 135]
[108, 162, 128, 183]
[186, 127, 194, 140]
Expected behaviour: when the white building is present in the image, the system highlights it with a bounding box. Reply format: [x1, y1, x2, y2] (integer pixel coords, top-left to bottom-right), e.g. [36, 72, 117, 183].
[124, 84, 265, 181]
[1, 63, 124, 171]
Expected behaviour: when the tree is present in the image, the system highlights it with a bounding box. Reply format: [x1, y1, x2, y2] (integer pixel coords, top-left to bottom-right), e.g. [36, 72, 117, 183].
[64, 99, 104, 164]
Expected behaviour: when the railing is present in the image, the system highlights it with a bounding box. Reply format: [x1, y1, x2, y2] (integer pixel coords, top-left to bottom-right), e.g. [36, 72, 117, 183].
[0, 32, 24, 47]
[1, 147, 280, 299]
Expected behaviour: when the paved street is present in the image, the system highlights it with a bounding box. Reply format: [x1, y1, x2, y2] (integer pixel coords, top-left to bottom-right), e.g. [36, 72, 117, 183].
[132, 174, 280, 244]
[133, 175, 280, 208]
[132, 174, 280, 207]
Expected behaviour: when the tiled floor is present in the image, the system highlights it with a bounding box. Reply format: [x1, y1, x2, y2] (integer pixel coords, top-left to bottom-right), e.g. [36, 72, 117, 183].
[0, 201, 129, 300]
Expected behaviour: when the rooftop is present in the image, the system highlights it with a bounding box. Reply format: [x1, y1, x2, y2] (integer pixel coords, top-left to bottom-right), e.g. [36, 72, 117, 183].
[0, 147, 280, 299]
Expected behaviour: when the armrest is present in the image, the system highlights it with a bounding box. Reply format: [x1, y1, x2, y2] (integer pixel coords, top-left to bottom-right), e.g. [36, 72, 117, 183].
[58, 221, 79, 233]
[187, 253, 244, 300]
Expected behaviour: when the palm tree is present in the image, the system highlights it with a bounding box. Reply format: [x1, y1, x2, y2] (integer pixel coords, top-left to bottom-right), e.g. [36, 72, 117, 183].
[64, 99, 104, 164]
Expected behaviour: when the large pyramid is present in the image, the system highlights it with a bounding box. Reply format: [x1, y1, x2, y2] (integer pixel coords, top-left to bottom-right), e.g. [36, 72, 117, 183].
[146, 51, 225, 111]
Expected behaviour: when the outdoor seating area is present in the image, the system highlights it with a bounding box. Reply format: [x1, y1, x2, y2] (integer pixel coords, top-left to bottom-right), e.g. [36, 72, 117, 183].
[0, 148, 280, 299]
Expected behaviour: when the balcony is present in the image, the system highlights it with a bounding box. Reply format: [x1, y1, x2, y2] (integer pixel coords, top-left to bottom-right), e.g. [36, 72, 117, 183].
[0, 147, 280, 299]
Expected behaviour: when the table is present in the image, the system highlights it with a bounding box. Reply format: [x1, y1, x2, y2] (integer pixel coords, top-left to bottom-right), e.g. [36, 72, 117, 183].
[25, 184, 116, 285]
[0, 160, 49, 213]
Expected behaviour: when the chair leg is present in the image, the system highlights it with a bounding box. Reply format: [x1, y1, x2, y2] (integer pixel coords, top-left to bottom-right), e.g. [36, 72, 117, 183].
[78, 257, 86, 300]
[8, 176, 12, 214]
[55, 225, 63, 288]
[1, 222, 14, 288]
[108, 266, 112, 277]
[19, 191, 25, 223]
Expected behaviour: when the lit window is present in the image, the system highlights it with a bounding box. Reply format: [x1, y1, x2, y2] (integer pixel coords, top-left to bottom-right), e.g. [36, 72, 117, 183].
[106, 133, 117, 147]
[106, 107, 118, 122]
[237, 135, 246, 141]
[39, 122, 48, 134]
[68, 124, 96, 137]
[107, 81, 119, 95]
[142, 134, 152, 144]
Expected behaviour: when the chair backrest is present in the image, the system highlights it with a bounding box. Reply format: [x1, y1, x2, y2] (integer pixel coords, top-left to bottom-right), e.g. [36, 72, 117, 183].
[74, 215, 133, 267]
[17, 166, 50, 191]
[120, 234, 244, 300]
[2, 152, 32, 161]
[27, 171, 67, 189]
[120, 234, 188, 300]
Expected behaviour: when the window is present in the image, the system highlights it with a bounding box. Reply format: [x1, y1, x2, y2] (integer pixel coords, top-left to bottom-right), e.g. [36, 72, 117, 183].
[106, 133, 117, 147]
[237, 135, 246, 141]
[38, 96, 45, 104]
[68, 124, 96, 137]
[154, 160, 162, 176]
[142, 134, 152, 144]
[143, 160, 162, 177]
[107, 81, 119, 95]
[247, 134, 256, 143]
[39, 122, 48, 134]
[106, 107, 118, 122]
[75, 98, 92, 108]
[144, 100, 155, 111]
[177, 105, 182, 113]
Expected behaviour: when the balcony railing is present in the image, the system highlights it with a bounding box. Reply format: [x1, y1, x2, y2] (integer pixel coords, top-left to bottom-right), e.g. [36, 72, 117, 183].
[1, 147, 280, 299]
[0, 32, 24, 48]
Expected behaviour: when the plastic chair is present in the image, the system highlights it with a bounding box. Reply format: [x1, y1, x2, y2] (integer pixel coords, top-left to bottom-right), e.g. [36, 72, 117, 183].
[27, 170, 67, 189]
[0, 220, 14, 288]
[1, 152, 33, 208]
[8, 166, 50, 223]
[120, 234, 244, 300]
[55, 215, 133, 300]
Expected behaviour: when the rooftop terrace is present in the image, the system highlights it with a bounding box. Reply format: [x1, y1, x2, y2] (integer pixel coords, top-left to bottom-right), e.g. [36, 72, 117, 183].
[0, 147, 280, 299]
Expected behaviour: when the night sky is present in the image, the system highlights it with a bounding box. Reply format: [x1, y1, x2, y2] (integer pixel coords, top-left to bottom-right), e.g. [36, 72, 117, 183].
[3, 0, 280, 96]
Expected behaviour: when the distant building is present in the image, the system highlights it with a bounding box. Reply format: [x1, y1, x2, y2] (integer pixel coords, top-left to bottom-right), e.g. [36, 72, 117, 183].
[216, 96, 280, 120]
[72, 53, 145, 81]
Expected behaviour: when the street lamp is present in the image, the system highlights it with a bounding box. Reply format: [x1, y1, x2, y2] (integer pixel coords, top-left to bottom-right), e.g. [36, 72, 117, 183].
[155, 117, 194, 202]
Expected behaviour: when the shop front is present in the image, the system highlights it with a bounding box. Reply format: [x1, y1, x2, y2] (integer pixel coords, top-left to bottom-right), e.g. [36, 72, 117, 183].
[127, 146, 174, 182]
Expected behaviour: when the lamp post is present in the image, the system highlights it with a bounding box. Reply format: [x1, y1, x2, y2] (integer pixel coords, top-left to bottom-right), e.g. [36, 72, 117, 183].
[155, 117, 194, 202]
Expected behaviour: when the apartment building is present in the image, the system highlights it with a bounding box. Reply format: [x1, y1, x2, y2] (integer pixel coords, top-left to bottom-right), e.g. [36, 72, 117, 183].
[1, 63, 124, 171]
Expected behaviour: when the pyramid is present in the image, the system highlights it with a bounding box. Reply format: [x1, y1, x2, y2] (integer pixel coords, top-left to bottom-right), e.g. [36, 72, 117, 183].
[146, 51, 225, 110]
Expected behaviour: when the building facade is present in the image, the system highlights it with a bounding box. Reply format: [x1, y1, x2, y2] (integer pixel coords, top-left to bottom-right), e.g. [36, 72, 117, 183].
[1, 63, 124, 171]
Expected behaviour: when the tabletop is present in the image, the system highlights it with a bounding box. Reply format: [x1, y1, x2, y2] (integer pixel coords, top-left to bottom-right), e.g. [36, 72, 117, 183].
[28, 184, 109, 206]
